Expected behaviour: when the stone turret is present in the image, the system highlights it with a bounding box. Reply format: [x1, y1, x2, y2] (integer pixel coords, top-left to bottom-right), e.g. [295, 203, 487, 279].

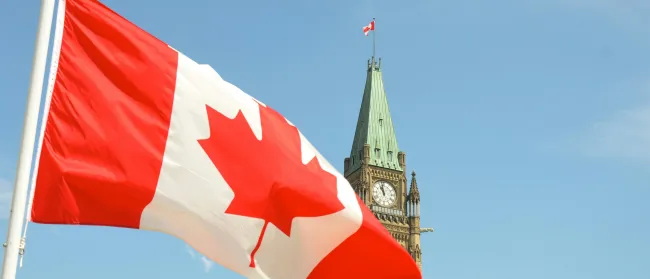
[407, 171, 422, 269]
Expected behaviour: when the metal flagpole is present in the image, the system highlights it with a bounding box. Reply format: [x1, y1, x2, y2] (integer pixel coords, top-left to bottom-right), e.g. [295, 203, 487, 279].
[1, 0, 57, 278]
[372, 18, 376, 61]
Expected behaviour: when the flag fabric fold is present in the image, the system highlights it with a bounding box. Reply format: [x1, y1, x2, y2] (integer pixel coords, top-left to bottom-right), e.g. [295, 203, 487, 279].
[29, 0, 421, 278]
[363, 19, 375, 36]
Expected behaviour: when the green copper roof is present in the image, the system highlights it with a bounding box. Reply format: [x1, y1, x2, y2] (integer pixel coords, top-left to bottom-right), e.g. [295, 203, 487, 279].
[347, 58, 402, 175]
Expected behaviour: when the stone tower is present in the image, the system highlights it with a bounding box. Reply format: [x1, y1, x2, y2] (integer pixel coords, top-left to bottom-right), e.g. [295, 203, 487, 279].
[343, 57, 423, 269]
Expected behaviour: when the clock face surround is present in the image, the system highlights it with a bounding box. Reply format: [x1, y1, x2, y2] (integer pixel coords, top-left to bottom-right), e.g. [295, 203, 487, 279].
[372, 180, 396, 207]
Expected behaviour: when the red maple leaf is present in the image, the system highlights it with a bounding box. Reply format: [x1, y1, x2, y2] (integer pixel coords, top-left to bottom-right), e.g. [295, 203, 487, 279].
[198, 102, 345, 268]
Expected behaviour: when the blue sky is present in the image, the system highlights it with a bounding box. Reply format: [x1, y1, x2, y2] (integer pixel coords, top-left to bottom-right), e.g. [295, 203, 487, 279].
[1, 0, 649, 278]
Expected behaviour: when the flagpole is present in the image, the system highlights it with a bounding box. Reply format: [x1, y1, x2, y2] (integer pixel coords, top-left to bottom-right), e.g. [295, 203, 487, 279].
[372, 18, 376, 61]
[1, 0, 57, 278]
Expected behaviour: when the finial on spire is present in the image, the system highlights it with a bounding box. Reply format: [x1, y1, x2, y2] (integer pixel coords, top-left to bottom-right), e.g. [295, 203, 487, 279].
[408, 170, 420, 202]
[368, 57, 382, 71]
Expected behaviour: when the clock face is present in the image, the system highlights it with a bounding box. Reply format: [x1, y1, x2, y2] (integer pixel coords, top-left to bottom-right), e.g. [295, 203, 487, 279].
[372, 181, 396, 207]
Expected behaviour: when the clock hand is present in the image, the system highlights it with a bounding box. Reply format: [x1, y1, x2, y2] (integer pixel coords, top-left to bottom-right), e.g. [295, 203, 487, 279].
[380, 185, 385, 195]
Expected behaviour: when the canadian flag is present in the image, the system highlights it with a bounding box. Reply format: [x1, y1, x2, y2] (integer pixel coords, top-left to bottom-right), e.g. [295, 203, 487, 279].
[29, 0, 420, 278]
[363, 19, 375, 36]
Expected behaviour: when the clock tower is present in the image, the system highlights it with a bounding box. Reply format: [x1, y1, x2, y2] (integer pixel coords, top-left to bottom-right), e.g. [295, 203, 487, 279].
[343, 57, 423, 270]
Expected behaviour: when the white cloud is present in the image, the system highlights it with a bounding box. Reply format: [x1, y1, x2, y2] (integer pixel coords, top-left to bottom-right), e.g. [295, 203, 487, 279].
[544, 0, 650, 160]
[0, 178, 13, 219]
[185, 245, 214, 273]
[585, 101, 650, 160]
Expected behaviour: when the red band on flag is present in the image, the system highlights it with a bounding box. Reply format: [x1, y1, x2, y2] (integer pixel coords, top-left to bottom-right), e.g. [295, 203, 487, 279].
[31, 0, 179, 228]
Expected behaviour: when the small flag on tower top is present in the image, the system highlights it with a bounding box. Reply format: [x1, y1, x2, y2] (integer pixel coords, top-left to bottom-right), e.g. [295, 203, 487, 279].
[363, 19, 375, 36]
